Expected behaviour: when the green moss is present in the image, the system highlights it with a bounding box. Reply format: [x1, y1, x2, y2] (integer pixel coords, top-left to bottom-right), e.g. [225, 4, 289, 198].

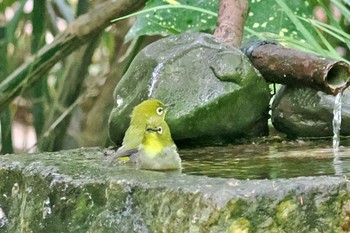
[72, 193, 94, 223]
[276, 199, 298, 225]
[1, 148, 350, 232]
[229, 218, 250, 233]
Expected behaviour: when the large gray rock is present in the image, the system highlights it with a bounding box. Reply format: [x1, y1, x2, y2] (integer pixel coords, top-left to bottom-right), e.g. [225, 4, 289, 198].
[108, 33, 270, 146]
[0, 148, 350, 232]
[272, 86, 350, 138]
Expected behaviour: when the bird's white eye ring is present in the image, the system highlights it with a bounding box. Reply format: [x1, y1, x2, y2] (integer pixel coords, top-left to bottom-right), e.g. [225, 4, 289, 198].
[156, 107, 164, 115]
[157, 126, 163, 134]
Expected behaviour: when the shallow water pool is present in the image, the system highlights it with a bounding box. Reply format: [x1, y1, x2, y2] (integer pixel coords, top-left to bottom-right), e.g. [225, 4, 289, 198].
[180, 138, 350, 179]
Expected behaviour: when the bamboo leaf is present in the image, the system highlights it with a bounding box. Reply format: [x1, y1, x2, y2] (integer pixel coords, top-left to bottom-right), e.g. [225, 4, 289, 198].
[0, 0, 148, 114]
[52, 0, 75, 22]
[6, 0, 26, 44]
[0, 109, 14, 154]
[274, 0, 323, 51]
[31, 0, 48, 137]
[332, 0, 350, 22]
[299, 17, 350, 42]
[314, 28, 344, 60]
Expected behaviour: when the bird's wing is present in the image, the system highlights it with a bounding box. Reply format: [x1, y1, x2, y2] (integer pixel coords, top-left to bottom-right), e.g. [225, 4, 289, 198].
[108, 147, 139, 162]
[116, 148, 139, 157]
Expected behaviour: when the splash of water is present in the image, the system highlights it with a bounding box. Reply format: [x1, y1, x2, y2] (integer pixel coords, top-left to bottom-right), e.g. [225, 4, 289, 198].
[42, 197, 52, 219]
[148, 63, 164, 97]
[332, 92, 342, 151]
[0, 207, 8, 228]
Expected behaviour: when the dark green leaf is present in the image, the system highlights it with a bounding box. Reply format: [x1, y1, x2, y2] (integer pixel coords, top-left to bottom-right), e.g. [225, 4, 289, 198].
[125, 0, 218, 41]
[244, 0, 315, 42]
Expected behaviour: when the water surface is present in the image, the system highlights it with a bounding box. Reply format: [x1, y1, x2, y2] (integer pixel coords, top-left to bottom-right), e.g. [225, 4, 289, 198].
[180, 138, 350, 179]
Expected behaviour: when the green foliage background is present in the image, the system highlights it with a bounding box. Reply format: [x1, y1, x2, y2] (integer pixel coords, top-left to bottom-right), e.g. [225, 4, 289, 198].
[1, 0, 350, 153]
[120, 0, 350, 61]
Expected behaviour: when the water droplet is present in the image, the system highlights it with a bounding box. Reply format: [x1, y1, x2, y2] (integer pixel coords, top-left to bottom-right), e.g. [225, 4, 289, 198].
[43, 197, 52, 219]
[116, 95, 124, 108]
[11, 183, 19, 196]
[0, 208, 8, 228]
[149, 63, 164, 96]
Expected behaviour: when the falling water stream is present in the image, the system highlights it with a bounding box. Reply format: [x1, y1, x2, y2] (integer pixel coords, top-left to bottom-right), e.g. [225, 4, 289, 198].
[332, 92, 343, 150]
[332, 91, 343, 175]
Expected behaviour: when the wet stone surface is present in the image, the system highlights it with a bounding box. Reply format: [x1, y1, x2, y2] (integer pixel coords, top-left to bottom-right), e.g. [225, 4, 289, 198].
[109, 32, 270, 146]
[272, 85, 350, 138]
[0, 146, 350, 232]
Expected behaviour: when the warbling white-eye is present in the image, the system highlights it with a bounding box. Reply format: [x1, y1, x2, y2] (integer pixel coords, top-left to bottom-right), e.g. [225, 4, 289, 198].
[112, 116, 181, 171]
[136, 117, 181, 170]
[112, 99, 169, 157]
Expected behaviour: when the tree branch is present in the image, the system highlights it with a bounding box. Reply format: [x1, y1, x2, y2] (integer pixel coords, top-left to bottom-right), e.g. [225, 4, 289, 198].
[214, 0, 248, 48]
[0, 0, 147, 113]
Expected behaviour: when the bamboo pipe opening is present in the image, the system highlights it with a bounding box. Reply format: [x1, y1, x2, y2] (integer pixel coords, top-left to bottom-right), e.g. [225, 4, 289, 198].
[243, 41, 350, 95]
[326, 63, 350, 92]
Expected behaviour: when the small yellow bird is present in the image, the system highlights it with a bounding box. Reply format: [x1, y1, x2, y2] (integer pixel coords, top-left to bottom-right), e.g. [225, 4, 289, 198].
[112, 117, 181, 171]
[115, 99, 169, 156]
[136, 117, 181, 170]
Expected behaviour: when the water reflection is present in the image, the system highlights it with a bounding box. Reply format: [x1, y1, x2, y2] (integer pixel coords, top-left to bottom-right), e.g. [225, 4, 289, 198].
[6, 142, 349, 180]
[333, 149, 343, 176]
[180, 139, 350, 180]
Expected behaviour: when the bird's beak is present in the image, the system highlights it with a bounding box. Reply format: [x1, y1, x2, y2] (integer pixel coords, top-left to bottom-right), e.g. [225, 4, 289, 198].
[146, 127, 158, 132]
[165, 103, 175, 109]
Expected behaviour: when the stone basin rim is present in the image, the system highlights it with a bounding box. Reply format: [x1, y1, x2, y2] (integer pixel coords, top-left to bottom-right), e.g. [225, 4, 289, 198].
[1, 148, 349, 232]
[0, 153, 347, 198]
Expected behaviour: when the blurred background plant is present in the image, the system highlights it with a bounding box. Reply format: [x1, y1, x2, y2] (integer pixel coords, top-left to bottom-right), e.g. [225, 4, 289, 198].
[0, 0, 349, 154]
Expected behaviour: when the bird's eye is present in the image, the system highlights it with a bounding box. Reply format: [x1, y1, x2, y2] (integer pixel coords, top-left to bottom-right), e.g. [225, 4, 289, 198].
[157, 127, 163, 134]
[156, 107, 164, 115]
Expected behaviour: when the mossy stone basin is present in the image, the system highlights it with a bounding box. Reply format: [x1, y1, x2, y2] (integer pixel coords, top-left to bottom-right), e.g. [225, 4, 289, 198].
[1, 142, 350, 232]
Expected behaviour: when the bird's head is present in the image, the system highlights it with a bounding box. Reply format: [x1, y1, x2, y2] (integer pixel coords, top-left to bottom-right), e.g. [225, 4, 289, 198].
[131, 99, 171, 122]
[141, 117, 174, 156]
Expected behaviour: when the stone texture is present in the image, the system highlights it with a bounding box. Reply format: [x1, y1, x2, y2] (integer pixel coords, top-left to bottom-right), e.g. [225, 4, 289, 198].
[108, 33, 270, 146]
[272, 86, 350, 138]
[0, 148, 350, 232]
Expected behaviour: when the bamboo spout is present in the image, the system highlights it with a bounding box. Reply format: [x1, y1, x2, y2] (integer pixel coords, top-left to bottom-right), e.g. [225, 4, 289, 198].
[326, 63, 350, 92]
[243, 41, 350, 95]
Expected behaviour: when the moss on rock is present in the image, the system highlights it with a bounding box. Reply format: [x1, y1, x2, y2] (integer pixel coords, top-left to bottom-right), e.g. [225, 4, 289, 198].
[109, 33, 270, 146]
[0, 148, 349, 232]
